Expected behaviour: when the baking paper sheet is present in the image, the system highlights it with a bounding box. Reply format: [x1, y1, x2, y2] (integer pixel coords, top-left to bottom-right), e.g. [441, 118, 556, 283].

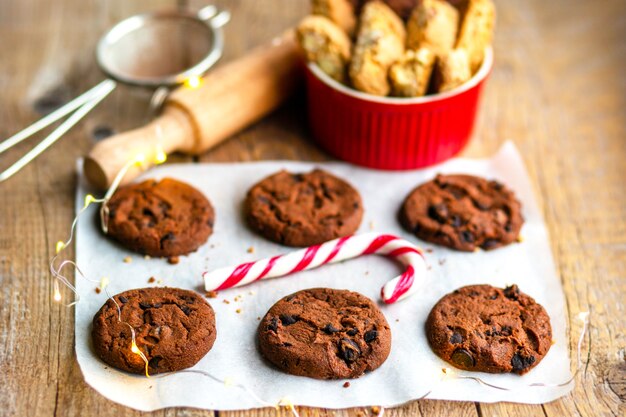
[74, 142, 572, 411]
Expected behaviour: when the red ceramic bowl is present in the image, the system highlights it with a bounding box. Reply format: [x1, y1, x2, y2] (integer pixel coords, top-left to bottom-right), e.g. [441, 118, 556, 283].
[305, 47, 493, 169]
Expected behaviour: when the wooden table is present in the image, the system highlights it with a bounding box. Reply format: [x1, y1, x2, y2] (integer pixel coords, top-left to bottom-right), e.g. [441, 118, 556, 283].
[1, 0, 624, 416]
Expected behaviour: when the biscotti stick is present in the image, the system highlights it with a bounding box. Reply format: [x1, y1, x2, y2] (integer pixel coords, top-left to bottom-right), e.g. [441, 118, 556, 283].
[349, 1, 406, 96]
[311, 0, 357, 36]
[296, 15, 352, 82]
[389, 48, 436, 97]
[406, 0, 459, 57]
[456, 0, 495, 73]
[436, 48, 471, 92]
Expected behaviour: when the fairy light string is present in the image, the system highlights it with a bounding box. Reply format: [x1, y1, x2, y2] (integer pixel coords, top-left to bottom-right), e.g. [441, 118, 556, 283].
[50, 145, 168, 377]
[48, 142, 591, 411]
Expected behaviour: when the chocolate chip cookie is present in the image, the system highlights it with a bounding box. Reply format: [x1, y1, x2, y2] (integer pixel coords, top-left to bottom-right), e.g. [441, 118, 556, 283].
[92, 287, 217, 374]
[258, 288, 391, 379]
[104, 178, 214, 257]
[245, 169, 363, 247]
[400, 174, 524, 251]
[426, 284, 552, 375]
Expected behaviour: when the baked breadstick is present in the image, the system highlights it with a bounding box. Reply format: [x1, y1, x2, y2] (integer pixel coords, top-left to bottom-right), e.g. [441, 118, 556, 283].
[311, 0, 357, 36]
[389, 48, 436, 97]
[436, 48, 472, 92]
[297, 15, 352, 82]
[407, 0, 459, 57]
[349, 1, 406, 96]
[456, 0, 495, 73]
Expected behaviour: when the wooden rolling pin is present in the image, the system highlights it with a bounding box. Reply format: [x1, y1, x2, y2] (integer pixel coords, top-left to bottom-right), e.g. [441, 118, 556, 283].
[84, 30, 302, 190]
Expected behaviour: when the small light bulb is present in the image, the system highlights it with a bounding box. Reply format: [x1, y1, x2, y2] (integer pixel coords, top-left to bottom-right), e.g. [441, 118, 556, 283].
[131, 341, 141, 354]
[55, 241, 65, 254]
[578, 311, 589, 322]
[184, 76, 202, 89]
[134, 154, 146, 167]
[154, 146, 167, 165]
[99, 276, 109, 290]
[84, 194, 96, 208]
[53, 282, 62, 302]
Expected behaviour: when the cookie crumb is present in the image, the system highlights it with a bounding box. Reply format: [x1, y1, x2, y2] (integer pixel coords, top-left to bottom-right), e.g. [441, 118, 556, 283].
[426, 248, 433, 253]
[369, 220, 376, 230]
[247, 246, 255, 254]
[235, 308, 242, 314]
[438, 258, 446, 265]
[517, 235, 524, 243]
[148, 277, 156, 283]
[167, 256, 180, 265]
[95, 287, 101, 294]
[123, 256, 132, 263]
[157, 279, 163, 285]
[205, 291, 218, 299]
[395, 319, 399, 322]
[343, 381, 350, 388]
[223, 299, 230, 304]
[144, 255, 151, 260]
[365, 271, 370, 276]
[371, 406, 381, 414]
[248, 291, 254, 296]
[257, 316, 261, 321]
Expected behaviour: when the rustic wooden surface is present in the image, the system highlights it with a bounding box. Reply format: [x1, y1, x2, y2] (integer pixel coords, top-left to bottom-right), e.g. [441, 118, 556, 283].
[0, 0, 624, 416]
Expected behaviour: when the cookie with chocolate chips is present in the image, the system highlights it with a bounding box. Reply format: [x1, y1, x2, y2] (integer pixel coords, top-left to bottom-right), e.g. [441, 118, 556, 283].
[258, 288, 391, 379]
[92, 287, 217, 374]
[104, 178, 214, 257]
[400, 174, 524, 251]
[245, 169, 363, 247]
[426, 284, 552, 375]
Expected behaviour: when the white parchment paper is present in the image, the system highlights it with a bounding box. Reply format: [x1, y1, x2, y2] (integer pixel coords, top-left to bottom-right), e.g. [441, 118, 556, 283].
[75, 142, 572, 411]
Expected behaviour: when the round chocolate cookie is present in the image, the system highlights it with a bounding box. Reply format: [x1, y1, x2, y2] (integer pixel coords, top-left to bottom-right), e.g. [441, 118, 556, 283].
[426, 284, 552, 375]
[92, 287, 217, 374]
[245, 169, 363, 247]
[258, 288, 391, 379]
[400, 174, 524, 251]
[104, 178, 214, 257]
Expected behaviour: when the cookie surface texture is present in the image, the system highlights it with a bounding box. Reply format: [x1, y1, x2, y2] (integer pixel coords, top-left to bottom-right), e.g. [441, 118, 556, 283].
[245, 169, 363, 246]
[105, 178, 214, 257]
[400, 174, 523, 251]
[92, 287, 217, 374]
[258, 288, 392, 379]
[426, 284, 552, 374]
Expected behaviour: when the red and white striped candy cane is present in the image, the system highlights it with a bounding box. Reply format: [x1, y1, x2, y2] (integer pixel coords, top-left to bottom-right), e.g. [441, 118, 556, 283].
[202, 233, 428, 304]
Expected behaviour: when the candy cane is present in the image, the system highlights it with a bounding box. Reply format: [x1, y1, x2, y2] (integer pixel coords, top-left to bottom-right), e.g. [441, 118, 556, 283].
[202, 233, 428, 304]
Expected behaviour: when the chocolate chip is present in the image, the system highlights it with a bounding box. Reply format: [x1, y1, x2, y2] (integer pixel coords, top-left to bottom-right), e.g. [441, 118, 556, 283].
[475, 200, 490, 211]
[490, 181, 504, 190]
[428, 204, 449, 223]
[159, 232, 175, 249]
[279, 314, 297, 326]
[450, 215, 462, 228]
[461, 231, 475, 243]
[346, 328, 358, 336]
[292, 174, 304, 182]
[511, 353, 535, 371]
[323, 324, 341, 334]
[152, 302, 162, 308]
[148, 356, 162, 369]
[119, 296, 129, 304]
[489, 293, 498, 300]
[481, 239, 499, 250]
[451, 348, 475, 368]
[353, 202, 359, 209]
[338, 338, 361, 362]
[501, 326, 512, 336]
[449, 331, 463, 344]
[364, 329, 378, 343]
[139, 302, 151, 309]
[503, 285, 520, 300]
[505, 223, 513, 232]
[179, 305, 191, 315]
[267, 317, 278, 332]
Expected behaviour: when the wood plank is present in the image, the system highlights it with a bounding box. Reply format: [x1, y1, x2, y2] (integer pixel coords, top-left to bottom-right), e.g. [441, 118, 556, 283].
[0, 0, 624, 416]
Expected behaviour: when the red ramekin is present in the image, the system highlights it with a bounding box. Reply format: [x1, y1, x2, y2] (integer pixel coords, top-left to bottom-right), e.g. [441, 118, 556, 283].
[305, 47, 493, 169]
